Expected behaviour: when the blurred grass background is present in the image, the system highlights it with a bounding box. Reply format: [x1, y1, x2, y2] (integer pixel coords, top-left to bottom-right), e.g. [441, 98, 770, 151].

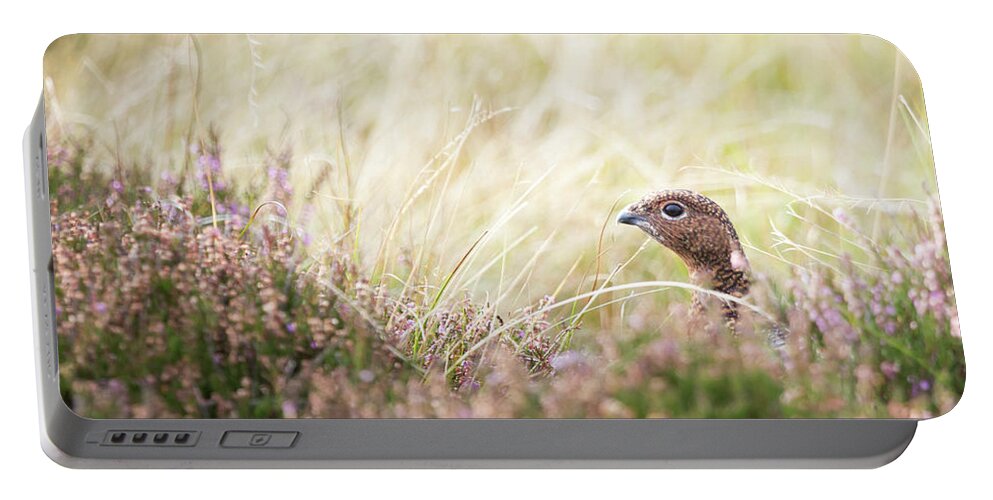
[44, 34, 931, 302]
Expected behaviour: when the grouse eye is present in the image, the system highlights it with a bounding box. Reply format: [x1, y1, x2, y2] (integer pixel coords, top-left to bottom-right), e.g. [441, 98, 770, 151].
[661, 202, 685, 219]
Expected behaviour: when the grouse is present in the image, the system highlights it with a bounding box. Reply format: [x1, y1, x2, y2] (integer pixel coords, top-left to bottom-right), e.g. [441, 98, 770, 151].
[617, 188, 783, 346]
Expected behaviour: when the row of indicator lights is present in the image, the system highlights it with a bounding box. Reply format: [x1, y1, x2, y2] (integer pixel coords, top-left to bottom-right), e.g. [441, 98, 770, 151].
[109, 432, 192, 444]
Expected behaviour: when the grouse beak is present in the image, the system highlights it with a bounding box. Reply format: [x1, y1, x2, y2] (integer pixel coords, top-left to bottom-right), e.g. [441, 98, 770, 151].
[618, 208, 661, 240]
[617, 209, 649, 229]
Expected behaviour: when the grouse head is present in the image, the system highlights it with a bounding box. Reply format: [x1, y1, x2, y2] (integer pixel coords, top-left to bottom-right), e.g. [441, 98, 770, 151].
[617, 189, 750, 299]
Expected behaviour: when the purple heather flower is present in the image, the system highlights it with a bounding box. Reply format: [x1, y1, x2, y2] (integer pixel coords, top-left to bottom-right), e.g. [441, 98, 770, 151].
[910, 378, 933, 398]
[268, 166, 293, 200]
[281, 400, 298, 418]
[195, 154, 225, 192]
[929, 290, 946, 310]
[883, 321, 897, 335]
[108, 379, 125, 392]
[286, 322, 297, 333]
[814, 315, 829, 333]
[550, 351, 585, 373]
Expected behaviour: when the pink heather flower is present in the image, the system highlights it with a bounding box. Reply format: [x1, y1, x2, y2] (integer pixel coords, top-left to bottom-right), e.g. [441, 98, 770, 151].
[832, 207, 851, 225]
[880, 361, 899, 379]
[871, 302, 884, 316]
[924, 269, 939, 293]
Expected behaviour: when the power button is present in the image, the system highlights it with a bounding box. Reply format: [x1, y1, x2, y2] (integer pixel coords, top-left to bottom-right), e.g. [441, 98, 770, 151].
[220, 431, 299, 448]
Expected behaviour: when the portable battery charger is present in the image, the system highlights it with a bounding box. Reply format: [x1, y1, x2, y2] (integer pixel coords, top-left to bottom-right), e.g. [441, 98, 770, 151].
[25, 34, 961, 468]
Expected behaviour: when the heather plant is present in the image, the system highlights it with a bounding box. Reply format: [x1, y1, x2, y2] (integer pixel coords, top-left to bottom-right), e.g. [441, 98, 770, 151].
[49, 135, 962, 419]
[780, 199, 963, 417]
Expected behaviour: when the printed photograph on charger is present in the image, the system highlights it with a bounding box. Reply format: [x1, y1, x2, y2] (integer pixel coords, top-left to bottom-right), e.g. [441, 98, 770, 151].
[43, 34, 963, 419]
